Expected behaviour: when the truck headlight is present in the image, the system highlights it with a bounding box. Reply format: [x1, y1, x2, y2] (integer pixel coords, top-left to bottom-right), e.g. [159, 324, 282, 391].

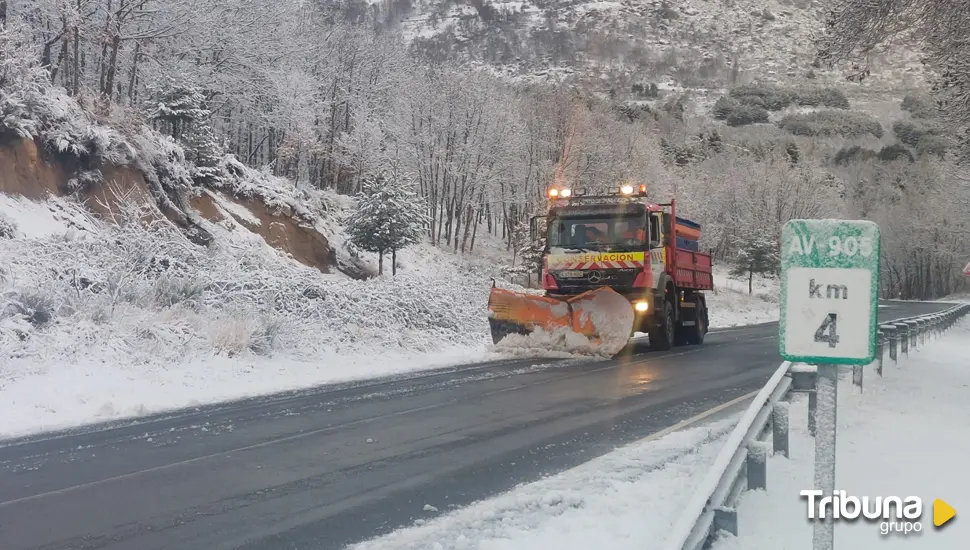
[634, 301, 649, 312]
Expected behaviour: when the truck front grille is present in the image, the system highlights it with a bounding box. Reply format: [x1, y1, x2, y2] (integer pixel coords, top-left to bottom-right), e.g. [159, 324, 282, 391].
[551, 269, 640, 295]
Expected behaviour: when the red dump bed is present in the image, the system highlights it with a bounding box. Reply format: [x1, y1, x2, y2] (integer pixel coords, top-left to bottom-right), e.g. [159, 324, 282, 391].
[670, 216, 713, 291]
[673, 248, 714, 290]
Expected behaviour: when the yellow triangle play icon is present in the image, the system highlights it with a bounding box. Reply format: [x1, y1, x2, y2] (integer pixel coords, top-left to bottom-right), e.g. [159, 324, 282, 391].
[934, 499, 956, 527]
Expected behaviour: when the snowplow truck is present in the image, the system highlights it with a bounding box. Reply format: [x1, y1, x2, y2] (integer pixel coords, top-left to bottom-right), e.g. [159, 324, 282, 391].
[488, 184, 714, 356]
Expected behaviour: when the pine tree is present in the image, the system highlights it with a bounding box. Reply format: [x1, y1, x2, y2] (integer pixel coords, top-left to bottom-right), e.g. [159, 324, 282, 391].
[143, 77, 224, 185]
[143, 78, 209, 141]
[345, 169, 430, 276]
[731, 233, 780, 294]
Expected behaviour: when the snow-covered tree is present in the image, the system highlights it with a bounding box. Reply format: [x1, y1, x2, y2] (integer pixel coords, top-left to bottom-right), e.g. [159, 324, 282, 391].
[144, 78, 209, 141]
[730, 233, 780, 294]
[345, 168, 430, 276]
[504, 218, 547, 288]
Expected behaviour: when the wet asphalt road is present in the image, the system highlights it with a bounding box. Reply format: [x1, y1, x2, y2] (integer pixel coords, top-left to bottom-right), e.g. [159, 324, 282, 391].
[0, 300, 951, 550]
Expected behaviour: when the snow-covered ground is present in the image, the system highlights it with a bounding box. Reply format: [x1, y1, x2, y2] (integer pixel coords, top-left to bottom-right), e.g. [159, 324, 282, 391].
[708, 271, 780, 328]
[0, 194, 503, 439]
[713, 317, 970, 550]
[0, 192, 780, 439]
[349, 411, 743, 550]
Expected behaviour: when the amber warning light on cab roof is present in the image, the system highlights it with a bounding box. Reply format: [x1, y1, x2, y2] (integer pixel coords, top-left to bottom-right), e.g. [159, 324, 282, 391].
[546, 184, 647, 198]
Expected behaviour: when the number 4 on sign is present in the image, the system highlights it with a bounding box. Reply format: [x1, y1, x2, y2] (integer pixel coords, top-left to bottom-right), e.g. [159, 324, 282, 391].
[814, 313, 839, 348]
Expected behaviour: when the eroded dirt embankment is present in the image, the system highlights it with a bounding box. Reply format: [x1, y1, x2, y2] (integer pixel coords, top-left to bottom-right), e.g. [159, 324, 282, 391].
[0, 136, 336, 274]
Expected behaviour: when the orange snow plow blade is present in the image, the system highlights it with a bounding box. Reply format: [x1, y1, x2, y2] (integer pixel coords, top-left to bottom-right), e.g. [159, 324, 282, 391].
[487, 286, 635, 357]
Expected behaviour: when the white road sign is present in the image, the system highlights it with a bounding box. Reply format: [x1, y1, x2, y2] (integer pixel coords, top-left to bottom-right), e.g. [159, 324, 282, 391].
[779, 219, 881, 365]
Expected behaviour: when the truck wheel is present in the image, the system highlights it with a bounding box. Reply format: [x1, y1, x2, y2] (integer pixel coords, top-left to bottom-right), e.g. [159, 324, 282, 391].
[649, 301, 675, 351]
[686, 299, 707, 345]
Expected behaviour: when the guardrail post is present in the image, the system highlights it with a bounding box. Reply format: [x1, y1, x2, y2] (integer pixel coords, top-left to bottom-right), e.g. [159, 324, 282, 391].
[897, 323, 909, 358]
[713, 507, 738, 537]
[747, 441, 768, 490]
[875, 330, 885, 377]
[907, 321, 918, 350]
[772, 402, 790, 458]
[808, 389, 817, 437]
[888, 330, 897, 366]
[919, 320, 927, 346]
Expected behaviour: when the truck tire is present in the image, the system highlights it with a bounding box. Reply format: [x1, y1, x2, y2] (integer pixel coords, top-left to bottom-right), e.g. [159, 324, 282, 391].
[686, 298, 707, 345]
[649, 301, 676, 351]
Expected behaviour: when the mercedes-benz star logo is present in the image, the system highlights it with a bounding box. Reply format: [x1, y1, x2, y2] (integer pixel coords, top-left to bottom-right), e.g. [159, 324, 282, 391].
[587, 270, 603, 284]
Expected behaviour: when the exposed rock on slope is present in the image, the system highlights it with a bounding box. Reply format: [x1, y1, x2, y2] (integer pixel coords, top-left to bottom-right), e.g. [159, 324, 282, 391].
[191, 190, 334, 275]
[0, 135, 341, 275]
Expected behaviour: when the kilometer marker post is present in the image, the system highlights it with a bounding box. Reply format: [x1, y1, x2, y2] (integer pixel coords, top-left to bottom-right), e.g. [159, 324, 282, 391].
[779, 219, 881, 550]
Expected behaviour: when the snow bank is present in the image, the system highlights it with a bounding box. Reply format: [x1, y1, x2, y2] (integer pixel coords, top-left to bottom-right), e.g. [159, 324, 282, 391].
[708, 269, 780, 328]
[0, 346, 501, 439]
[349, 415, 739, 550]
[713, 318, 970, 549]
[492, 326, 611, 359]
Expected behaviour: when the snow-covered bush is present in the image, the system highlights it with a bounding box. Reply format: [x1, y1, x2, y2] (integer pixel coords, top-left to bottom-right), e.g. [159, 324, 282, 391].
[728, 83, 849, 111]
[778, 110, 885, 139]
[0, 212, 17, 239]
[726, 104, 770, 126]
[212, 155, 318, 223]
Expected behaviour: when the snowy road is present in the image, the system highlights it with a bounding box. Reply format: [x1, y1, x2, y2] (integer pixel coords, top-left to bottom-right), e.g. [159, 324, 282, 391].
[0, 301, 951, 550]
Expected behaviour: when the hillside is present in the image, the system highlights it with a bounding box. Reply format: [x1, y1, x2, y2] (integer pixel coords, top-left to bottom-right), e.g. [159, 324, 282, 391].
[356, 0, 933, 92]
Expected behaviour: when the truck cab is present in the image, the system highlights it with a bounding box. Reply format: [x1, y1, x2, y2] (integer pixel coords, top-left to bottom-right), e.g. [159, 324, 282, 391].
[536, 185, 712, 350]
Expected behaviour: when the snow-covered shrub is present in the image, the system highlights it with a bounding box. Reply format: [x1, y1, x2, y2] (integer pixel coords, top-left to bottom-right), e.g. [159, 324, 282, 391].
[154, 276, 205, 309]
[792, 86, 850, 109]
[729, 83, 796, 111]
[778, 111, 885, 139]
[0, 90, 37, 139]
[65, 170, 104, 194]
[877, 143, 915, 163]
[834, 145, 877, 166]
[1, 290, 57, 328]
[712, 96, 740, 120]
[0, 212, 17, 239]
[727, 104, 769, 126]
[208, 315, 256, 357]
[901, 94, 938, 119]
[249, 316, 284, 356]
[916, 134, 950, 159]
[728, 83, 849, 111]
[212, 155, 318, 223]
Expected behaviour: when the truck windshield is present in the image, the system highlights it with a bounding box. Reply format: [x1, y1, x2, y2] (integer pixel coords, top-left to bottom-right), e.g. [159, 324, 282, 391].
[546, 216, 646, 249]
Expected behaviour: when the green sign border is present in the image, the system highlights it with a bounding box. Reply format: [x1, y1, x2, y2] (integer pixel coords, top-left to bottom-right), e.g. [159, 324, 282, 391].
[779, 219, 881, 365]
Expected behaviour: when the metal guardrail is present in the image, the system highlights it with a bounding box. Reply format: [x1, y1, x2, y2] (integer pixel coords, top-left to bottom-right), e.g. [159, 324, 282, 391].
[663, 302, 970, 550]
